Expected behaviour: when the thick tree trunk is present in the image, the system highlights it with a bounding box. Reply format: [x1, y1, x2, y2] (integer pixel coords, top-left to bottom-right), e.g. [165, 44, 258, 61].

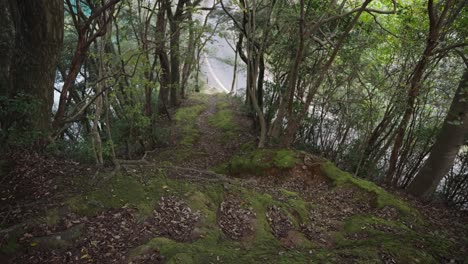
[0, 0, 63, 136]
[407, 69, 468, 199]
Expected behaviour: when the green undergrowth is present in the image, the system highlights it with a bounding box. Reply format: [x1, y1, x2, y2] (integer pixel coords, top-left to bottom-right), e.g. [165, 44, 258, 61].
[174, 103, 206, 146]
[213, 148, 298, 176]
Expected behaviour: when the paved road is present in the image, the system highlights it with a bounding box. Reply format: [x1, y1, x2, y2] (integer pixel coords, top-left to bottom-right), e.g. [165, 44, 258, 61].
[198, 0, 246, 94]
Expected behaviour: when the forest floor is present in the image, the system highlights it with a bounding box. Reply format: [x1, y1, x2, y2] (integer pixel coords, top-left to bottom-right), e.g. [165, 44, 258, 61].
[0, 92, 467, 264]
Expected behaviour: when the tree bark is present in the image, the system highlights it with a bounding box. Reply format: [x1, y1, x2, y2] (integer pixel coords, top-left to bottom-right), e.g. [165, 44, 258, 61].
[170, 21, 181, 107]
[0, 0, 64, 137]
[167, 0, 186, 107]
[230, 46, 238, 94]
[156, 0, 171, 115]
[181, 1, 195, 98]
[407, 69, 468, 199]
[386, 0, 447, 184]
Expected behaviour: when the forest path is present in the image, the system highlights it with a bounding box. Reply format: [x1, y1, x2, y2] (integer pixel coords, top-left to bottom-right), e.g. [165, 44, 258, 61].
[162, 92, 255, 180]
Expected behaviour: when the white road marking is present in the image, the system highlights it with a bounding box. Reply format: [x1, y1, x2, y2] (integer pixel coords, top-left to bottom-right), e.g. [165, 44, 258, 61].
[204, 55, 230, 93]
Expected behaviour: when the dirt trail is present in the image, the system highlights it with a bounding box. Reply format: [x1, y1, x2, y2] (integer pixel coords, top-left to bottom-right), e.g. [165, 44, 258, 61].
[176, 94, 254, 171]
[186, 95, 228, 169]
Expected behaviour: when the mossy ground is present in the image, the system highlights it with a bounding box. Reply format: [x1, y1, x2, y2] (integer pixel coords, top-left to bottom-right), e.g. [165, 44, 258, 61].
[174, 104, 206, 147]
[3, 94, 466, 264]
[129, 181, 317, 264]
[321, 162, 413, 216]
[213, 148, 298, 176]
[207, 96, 237, 141]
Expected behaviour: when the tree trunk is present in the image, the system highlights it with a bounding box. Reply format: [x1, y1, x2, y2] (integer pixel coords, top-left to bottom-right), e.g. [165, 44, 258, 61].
[181, 1, 195, 98]
[386, 0, 443, 184]
[169, 21, 181, 107]
[0, 0, 63, 137]
[158, 52, 171, 115]
[407, 69, 468, 199]
[230, 47, 238, 94]
[156, 1, 170, 115]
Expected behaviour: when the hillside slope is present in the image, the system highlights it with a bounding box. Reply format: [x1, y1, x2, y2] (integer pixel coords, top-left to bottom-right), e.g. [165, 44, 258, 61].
[1, 94, 467, 264]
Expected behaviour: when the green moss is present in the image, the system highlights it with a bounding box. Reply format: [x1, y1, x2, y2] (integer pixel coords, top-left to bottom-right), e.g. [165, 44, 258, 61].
[334, 235, 438, 264]
[284, 198, 311, 226]
[242, 190, 280, 245]
[240, 142, 256, 152]
[167, 253, 195, 264]
[66, 196, 98, 216]
[273, 150, 298, 168]
[118, 167, 446, 263]
[186, 189, 222, 227]
[0, 238, 20, 255]
[130, 185, 315, 263]
[280, 189, 300, 198]
[321, 162, 412, 215]
[214, 149, 297, 176]
[65, 173, 160, 217]
[208, 109, 237, 139]
[343, 215, 410, 234]
[332, 214, 459, 264]
[39, 208, 60, 227]
[174, 104, 206, 146]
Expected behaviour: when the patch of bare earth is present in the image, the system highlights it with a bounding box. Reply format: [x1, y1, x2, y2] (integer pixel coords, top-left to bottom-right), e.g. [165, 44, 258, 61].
[218, 195, 256, 240]
[266, 205, 293, 238]
[249, 153, 389, 247]
[13, 208, 159, 264]
[11, 195, 204, 264]
[0, 149, 91, 227]
[300, 187, 374, 247]
[144, 196, 200, 242]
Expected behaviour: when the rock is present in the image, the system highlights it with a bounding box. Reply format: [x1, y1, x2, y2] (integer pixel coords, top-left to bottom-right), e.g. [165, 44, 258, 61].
[189, 227, 206, 241]
[31, 224, 84, 249]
